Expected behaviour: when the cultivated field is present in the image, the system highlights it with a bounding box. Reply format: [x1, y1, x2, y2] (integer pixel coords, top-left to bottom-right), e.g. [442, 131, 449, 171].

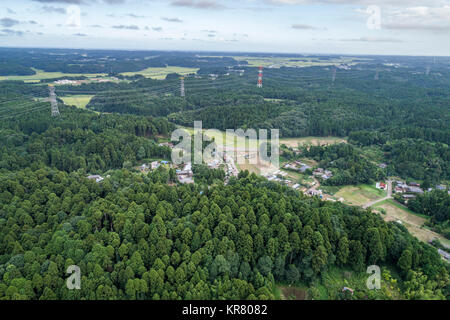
[0, 68, 107, 82]
[230, 56, 370, 68]
[374, 199, 450, 245]
[120, 66, 198, 79]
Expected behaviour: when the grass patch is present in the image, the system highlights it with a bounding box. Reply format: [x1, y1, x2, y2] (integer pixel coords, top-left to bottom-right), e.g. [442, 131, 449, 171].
[120, 66, 198, 79]
[335, 184, 385, 206]
[60, 95, 94, 109]
[321, 185, 341, 195]
[279, 136, 347, 149]
[376, 199, 449, 244]
[229, 56, 370, 68]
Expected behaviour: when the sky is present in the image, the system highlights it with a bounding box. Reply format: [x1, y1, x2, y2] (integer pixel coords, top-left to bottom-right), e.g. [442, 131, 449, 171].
[0, 0, 449, 56]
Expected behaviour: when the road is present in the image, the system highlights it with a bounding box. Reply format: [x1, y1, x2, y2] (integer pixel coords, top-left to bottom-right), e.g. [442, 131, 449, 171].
[362, 180, 392, 209]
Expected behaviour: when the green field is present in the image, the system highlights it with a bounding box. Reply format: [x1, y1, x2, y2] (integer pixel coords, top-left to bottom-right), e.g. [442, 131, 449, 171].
[120, 66, 198, 79]
[182, 127, 346, 152]
[280, 136, 347, 149]
[180, 126, 259, 150]
[335, 184, 386, 206]
[60, 95, 94, 109]
[0, 68, 107, 82]
[230, 56, 370, 68]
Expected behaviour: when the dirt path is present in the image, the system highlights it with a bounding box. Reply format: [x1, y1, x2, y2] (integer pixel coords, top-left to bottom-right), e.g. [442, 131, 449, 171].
[307, 177, 320, 192]
[362, 180, 392, 209]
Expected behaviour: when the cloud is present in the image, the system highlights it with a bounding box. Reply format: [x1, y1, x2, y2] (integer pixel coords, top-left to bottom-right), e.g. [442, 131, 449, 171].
[102, 0, 126, 4]
[112, 25, 139, 30]
[0, 18, 20, 27]
[90, 24, 103, 28]
[32, 0, 85, 4]
[73, 33, 87, 36]
[152, 27, 163, 31]
[41, 6, 66, 14]
[207, 33, 215, 37]
[170, 0, 226, 10]
[162, 17, 183, 23]
[381, 5, 450, 32]
[7, 8, 16, 14]
[266, 0, 445, 6]
[125, 13, 146, 18]
[32, 0, 125, 4]
[28, 20, 38, 25]
[291, 23, 318, 30]
[384, 22, 450, 31]
[0, 28, 24, 36]
[340, 36, 404, 43]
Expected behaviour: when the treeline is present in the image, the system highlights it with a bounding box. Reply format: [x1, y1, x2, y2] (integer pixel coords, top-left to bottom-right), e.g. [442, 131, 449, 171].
[383, 139, 449, 185]
[0, 168, 447, 300]
[407, 190, 450, 238]
[300, 143, 385, 186]
[0, 102, 174, 173]
[192, 164, 226, 185]
[0, 48, 240, 75]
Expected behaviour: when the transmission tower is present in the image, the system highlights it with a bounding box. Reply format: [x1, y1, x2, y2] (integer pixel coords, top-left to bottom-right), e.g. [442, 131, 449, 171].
[257, 66, 263, 88]
[331, 67, 336, 84]
[48, 85, 60, 116]
[180, 77, 185, 97]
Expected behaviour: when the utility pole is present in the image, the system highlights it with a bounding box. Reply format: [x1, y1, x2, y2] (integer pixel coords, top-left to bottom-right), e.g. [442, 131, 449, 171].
[180, 76, 185, 97]
[48, 85, 60, 116]
[426, 65, 430, 76]
[257, 66, 263, 88]
[374, 69, 379, 80]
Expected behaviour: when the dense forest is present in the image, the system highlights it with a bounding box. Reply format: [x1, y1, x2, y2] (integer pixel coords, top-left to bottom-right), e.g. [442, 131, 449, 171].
[0, 104, 173, 174]
[0, 168, 448, 300]
[299, 143, 385, 186]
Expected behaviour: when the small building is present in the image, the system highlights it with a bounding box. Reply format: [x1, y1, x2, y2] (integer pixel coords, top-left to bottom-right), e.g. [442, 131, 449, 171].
[407, 186, 423, 194]
[87, 175, 104, 183]
[395, 186, 404, 193]
[299, 164, 311, 173]
[151, 161, 160, 170]
[376, 182, 386, 189]
[342, 287, 354, 295]
[438, 249, 450, 261]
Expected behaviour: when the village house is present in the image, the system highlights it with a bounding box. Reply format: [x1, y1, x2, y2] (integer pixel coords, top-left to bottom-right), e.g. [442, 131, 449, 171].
[137, 163, 149, 173]
[151, 161, 160, 170]
[376, 182, 386, 190]
[87, 175, 104, 183]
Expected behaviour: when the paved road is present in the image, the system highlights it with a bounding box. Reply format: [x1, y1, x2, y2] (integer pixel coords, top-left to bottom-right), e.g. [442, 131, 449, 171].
[362, 180, 392, 209]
